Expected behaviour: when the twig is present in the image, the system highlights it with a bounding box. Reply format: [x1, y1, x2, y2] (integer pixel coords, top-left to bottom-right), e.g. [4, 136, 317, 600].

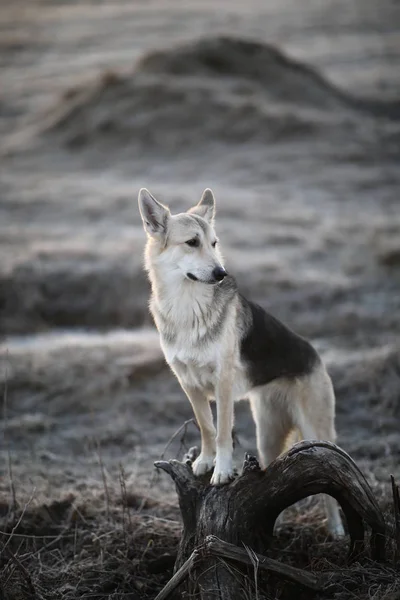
[1, 487, 36, 555]
[391, 475, 400, 563]
[160, 418, 199, 460]
[0, 530, 75, 541]
[34, 525, 71, 561]
[2, 357, 17, 512]
[204, 536, 323, 591]
[119, 461, 136, 550]
[73, 521, 78, 558]
[232, 426, 242, 450]
[243, 543, 260, 600]
[95, 439, 110, 521]
[154, 548, 200, 600]
[4, 547, 36, 598]
[70, 501, 90, 526]
[119, 463, 131, 543]
[150, 419, 200, 488]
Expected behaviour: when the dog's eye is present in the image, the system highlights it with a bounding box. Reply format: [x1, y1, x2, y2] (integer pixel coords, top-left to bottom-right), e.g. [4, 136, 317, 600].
[211, 240, 217, 248]
[186, 238, 199, 247]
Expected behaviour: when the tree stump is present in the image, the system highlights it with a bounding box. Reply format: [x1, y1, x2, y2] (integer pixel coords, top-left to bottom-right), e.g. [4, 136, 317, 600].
[155, 441, 386, 600]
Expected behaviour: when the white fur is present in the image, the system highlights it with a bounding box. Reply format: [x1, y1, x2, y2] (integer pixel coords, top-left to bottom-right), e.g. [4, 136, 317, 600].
[138, 188, 345, 536]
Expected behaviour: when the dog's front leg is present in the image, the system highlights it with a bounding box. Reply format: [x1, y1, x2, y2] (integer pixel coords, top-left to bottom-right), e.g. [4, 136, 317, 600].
[211, 375, 235, 485]
[181, 385, 216, 476]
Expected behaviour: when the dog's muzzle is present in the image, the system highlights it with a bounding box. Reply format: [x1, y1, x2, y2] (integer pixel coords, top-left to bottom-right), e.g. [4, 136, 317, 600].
[187, 268, 227, 284]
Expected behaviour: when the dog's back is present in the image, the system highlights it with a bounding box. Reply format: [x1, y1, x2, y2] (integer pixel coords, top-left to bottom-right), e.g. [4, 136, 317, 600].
[238, 294, 319, 387]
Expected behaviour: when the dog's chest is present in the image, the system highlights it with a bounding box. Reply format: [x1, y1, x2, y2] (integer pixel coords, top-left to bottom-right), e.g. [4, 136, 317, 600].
[162, 334, 219, 391]
[151, 291, 233, 392]
[174, 356, 216, 391]
[151, 292, 219, 362]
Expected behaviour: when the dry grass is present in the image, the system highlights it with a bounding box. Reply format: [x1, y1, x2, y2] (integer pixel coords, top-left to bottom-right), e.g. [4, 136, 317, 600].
[1, 473, 400, 599]
[0, 485, 181, 600]
[1, 346, 400, 599]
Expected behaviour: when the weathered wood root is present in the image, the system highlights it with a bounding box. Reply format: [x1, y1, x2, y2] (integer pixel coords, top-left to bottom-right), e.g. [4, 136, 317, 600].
[155, 441, 387, 599]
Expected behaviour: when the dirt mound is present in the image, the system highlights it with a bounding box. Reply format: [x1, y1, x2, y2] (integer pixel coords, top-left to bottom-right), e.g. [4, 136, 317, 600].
[137, 36, 350, 109]
[14, 36, 384, 157]
[8, 35, 395, 162]
[138, 36, 400, 118]
[37, 74, 326, 153]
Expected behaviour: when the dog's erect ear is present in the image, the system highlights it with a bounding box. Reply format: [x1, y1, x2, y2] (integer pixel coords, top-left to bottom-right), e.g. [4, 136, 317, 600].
[188, 188, 216, 223]
[138, 188, 170, 239]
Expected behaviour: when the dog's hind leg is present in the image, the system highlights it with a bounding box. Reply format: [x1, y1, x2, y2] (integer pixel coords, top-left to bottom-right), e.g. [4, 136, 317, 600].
[294, 365, 345, 537]
[249, 386, 291, 468]
[249, 385, 292, 530]
[181, 385, 216, 476]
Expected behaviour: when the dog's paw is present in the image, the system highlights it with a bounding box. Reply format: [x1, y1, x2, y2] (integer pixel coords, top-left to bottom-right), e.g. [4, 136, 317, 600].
[210, 458, 235, 486]
[210, 468, 235, 486]
[192, 454, 215, 476]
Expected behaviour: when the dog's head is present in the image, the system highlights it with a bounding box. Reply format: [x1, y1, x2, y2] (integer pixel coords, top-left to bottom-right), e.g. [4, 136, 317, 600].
[138, 188, 227, 285]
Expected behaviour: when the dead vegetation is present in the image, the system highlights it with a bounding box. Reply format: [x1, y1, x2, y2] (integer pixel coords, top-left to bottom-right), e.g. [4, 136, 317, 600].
[1, 464, 400, 600]
[0, 487, 180, 600]
[1, 335, 400, 599]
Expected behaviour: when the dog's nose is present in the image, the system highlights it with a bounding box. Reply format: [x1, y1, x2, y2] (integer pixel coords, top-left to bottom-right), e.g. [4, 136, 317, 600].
[212, 266, 227, 282]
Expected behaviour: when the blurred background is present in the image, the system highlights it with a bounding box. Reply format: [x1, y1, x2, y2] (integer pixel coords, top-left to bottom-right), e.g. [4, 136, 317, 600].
[0, 1, 400, 597]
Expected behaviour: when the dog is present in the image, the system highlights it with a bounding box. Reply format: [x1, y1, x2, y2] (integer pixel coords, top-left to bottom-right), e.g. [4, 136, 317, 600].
[138, 187, 344, 536]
